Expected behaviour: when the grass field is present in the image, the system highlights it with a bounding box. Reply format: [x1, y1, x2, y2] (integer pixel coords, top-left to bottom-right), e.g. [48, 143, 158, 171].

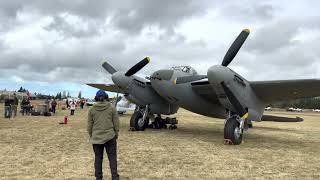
[0, 103, 320, 179]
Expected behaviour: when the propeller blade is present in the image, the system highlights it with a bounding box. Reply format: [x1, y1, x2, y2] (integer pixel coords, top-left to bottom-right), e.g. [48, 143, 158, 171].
[221, 29, 250, 67]
[125, 57, 150, 76]
[102, 61, 117, 74]
[221, 82, 248, 118]
[174, 75, 207, 84]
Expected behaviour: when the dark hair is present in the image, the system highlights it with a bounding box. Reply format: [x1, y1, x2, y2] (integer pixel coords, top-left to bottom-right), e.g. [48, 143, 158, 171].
[94, 94, 109, 102]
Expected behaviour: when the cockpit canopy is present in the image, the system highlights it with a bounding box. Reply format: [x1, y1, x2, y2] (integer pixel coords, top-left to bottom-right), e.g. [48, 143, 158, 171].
[171, 66, 197, 75]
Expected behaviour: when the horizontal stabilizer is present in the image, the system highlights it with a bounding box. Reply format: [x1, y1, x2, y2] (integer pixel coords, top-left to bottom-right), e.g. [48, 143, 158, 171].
[261, 115, 303, 122]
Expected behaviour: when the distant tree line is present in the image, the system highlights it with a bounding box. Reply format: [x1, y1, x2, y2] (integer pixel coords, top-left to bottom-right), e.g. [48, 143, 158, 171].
[16, 86, 73, 100]
[17, 86, 28, 93]
[36, 93, 55, 100]
[55, 91, 71, 100]
[272, 97, 320, 109]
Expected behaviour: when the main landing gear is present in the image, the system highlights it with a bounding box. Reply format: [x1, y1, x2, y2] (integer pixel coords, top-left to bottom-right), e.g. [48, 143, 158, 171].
[130, 105, 150, 131]
[129, 105, 178, 131]
[151, 115, 178, 130]
[224, 114, 249, 145]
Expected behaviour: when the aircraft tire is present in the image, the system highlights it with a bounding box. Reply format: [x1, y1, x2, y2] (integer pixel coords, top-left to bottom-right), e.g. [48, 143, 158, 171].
[130, 111, 148, 131]
[224, 116, 242, 145]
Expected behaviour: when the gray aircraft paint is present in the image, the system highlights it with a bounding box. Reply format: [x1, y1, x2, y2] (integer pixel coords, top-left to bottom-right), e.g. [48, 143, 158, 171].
[151, 69, 226, 119]
[88, 29, 320, 126]
[115, 72, 179, 115]
[208, 65, 265, 121]
[86, 28, 320, 145]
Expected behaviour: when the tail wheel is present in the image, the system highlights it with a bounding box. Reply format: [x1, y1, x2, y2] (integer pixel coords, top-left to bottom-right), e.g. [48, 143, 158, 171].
[224, 116, 242, 145]
[130, 111, 148, 131]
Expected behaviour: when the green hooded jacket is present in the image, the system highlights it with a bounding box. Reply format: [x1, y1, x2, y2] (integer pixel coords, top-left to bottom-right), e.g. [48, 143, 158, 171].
[87, 101, 119, 144]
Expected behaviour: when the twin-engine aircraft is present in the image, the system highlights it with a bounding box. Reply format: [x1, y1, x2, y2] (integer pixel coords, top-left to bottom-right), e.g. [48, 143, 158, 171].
[88, 29, 320, 145]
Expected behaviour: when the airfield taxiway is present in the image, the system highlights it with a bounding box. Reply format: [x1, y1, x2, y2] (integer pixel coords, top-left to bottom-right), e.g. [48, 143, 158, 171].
[0, 104, 319, 179]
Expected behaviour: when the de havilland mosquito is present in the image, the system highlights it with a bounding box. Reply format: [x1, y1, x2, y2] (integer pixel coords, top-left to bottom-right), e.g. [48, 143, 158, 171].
[88, 29, 320, 145]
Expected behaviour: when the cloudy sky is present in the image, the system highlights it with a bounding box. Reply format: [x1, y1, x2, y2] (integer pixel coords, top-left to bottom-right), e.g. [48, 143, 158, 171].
[0, 0, 319, 98]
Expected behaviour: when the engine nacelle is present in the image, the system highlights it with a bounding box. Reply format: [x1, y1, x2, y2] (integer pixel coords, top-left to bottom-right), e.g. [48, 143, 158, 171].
[208, 65, 265, 121]
[150, 103, 179, 115]
[126, 77, 179, 115]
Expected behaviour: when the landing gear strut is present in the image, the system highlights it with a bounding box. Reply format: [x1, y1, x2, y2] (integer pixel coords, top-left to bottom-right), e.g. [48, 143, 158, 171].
[224, 114, 246, 145]
[130, 105, 149, 131]
[130, 106, 178, 131]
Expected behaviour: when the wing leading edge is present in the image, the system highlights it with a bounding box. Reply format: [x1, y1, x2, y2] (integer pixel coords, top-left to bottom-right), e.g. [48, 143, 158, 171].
[250, 79, 320, 103]
[86, 84, 126, 94]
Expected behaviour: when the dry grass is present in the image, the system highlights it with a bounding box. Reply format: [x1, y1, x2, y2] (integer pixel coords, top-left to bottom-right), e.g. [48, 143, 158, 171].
[0, 103, 320, 179]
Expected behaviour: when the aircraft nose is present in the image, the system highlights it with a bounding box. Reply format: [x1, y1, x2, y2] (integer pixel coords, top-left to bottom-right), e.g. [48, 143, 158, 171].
[151, 70, 174, 81]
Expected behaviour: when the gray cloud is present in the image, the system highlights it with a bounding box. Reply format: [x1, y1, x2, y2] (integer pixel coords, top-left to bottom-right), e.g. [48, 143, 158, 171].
[0, 0, 211, 34]
[44, 15, 100, 38]
[246, 16, 320, 53]
[112, 0, 211, 34]
[217, 1, 277, 22]
[0, 0, 320, 94]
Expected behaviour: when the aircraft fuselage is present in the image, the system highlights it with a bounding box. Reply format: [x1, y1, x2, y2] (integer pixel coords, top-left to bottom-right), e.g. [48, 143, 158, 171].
[150, 69, 226, 119]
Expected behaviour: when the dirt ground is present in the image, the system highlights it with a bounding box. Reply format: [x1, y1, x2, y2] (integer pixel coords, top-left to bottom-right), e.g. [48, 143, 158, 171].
[0, 103, 320, 180]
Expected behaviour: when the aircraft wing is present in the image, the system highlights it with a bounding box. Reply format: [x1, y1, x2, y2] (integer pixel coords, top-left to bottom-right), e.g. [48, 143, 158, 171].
[86, 83, 126, 94]
[250, 79, 320, 103]
[191, 80, 221, 105]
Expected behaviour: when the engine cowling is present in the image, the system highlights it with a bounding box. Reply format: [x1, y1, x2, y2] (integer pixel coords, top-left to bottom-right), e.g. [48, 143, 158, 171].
[126, 78, 179, 115]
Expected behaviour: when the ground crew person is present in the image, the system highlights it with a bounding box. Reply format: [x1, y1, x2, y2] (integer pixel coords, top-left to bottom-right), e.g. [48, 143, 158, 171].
[12, 93, 19, 117]
[4, 96, 12, 118]
[44, 98, 50, 113]
[51, 99, 57, 114]
[66, 99, 69, 108]
[70, 101, 76, 115]
[87, 90, 120, 180]
[80, 99, 85, 109]
[21, 97, 30, 115]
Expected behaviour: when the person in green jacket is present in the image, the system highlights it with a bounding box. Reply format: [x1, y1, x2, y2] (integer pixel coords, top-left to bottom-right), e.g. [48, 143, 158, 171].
[87, 90, 120, 180]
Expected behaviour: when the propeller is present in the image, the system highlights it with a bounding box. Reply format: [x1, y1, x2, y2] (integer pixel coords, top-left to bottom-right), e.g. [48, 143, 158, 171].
[102, 57, 150, 76]
[100, 57, 151, 105]
[125, 57, 151, 76]
[172, 29, 250, 85]
[221, 29, 250, 67]
[221, 82, 248, 119]
[102, 61, 117, 74]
